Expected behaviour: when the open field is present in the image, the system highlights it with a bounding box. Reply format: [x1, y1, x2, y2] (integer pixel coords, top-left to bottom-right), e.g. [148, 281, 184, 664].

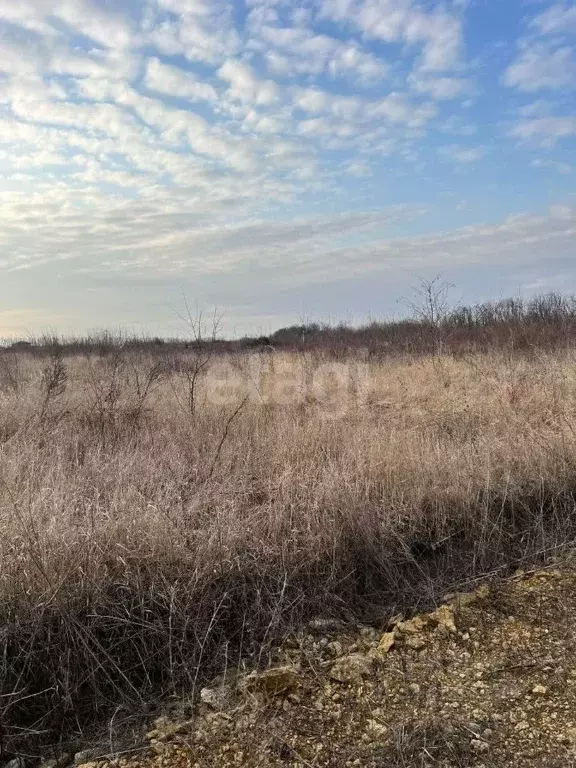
[2, 338, 576, 754]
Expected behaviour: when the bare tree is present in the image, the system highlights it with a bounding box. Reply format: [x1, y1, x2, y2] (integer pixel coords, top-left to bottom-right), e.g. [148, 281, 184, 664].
[400, 275, 453, 326]
[399, 275, 454, 353]
[177, 296, 224, 418]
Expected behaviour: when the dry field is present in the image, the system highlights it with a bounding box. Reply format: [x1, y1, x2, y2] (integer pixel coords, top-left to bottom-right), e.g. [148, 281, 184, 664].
[1, 345, 576, 753]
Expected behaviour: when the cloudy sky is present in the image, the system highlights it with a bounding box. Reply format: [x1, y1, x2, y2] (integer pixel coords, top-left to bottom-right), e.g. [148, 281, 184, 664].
[0, 0, 575, 338]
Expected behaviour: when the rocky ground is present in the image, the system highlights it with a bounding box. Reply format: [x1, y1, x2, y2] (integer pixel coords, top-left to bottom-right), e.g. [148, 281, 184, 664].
[63, 567, 576, 767]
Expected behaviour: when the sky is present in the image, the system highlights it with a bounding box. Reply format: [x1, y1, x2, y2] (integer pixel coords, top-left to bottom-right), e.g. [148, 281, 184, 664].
[0, 0, 575, 338]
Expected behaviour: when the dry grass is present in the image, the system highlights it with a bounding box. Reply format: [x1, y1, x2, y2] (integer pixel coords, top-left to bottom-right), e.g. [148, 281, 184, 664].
[2, 345, 576, 754]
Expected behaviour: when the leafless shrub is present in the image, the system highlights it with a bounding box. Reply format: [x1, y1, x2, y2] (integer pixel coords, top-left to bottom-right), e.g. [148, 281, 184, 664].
[83, 350, 125, 445]
[172, 303, 223, 419]
[0, 352, 22, 394]
[38, 344, 68, 424]
[125, 361, 165, 431]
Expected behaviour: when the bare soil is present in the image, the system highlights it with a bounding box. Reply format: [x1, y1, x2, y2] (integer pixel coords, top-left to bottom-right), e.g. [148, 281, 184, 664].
[86, 563, 576, 768]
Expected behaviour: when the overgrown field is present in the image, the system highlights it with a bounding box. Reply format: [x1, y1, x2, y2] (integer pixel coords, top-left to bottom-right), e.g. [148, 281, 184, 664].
[2, 344, 576, 753]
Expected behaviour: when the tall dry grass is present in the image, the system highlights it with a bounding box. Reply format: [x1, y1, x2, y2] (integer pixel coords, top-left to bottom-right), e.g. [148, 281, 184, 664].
[1, 344, 576, 753]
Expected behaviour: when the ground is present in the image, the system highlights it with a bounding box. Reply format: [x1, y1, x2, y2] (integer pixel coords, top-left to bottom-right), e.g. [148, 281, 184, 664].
[89, 566, 576, 768]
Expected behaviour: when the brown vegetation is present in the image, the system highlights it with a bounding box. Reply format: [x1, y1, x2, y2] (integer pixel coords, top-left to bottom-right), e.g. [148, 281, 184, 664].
[2, 293, 576, 756]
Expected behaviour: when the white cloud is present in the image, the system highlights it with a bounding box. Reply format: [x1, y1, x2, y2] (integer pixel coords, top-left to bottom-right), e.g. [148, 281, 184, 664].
[0, 188, 410, 276]
[531, 3, 576, 35]
[217, 59, 279, 105]
[326, 43, 388, 83]
[242, 112, 287, 134]
[298, 116, 355, 138]
[438, 144, 485, 163]
[156, 0, 214, 12]
[55, 2, 136, 50]
[409, 73, 470, 100]
[504, 43, 576, 92]
[293, 88, 329, 114]
[346, 161, 372, 177]
[319, 0, 463, 72]
[323, 206, 576, 283]
[243, 206, 576, 290]
[505, 4, 576, 148]
[0, 36, 43, 76]
[144, 57, 218, 103]
[511, 116, 576, 146]
[439, 115, 477, 136]
[263, 50, 292, 77]
[10, 93, 153, 143]
[149, 1, 240, 64]
[404, 9, 462, 72]
[0, 0, 60, 36]
[531, 158, 572, 175]
[50, 48, 140, 81]
[0, 0, 136, 49]
[0, 0, 472, 198]
[11, 202, 568, 301]
[367, 93, 437, 127]
[252, 20, 388, 84]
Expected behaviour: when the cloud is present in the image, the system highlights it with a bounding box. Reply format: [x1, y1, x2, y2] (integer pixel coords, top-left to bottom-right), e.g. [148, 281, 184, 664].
[85, 206, 576, 307]
[149, 0, 241, 64]
[346, 161, 372, 177]
[409, 73, 470, 100]
[217, 59, 279, 105]
[511, 116, 576, 146]
[0, 190, 412, 276]
[4, 179, 573, 303]
[326, 44, 388, 83]
[439, 115, 477, 136]
[250, 18, 388, 84]
[319, 0, 463, 72]
[256, 206, 576, 288]
[366, 93, 437, 127]
[0, 0, 473, 202]
[505, 4, 576, 146]
[50, 48, 140, 82]
[438, 144, 485, 163]
[531, 3, 576, 35]
[0, 35, 43, 76]
[504, 43, 576, 92]
[144, 57, 218, 103]
[53, 2, 136, 50]
[531, 158, 572, 175]
[0, 0, 136, 49]
[404, 9, 463, 72]
[293, 87, 329, 114]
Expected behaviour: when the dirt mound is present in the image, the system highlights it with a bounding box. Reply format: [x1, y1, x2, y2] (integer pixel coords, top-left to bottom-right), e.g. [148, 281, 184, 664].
[78, 566, 576, 767]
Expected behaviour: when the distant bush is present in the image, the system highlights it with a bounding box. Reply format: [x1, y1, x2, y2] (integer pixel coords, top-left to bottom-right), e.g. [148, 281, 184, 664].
[8, 291, 576, 359]
[9, 340, 34, 351]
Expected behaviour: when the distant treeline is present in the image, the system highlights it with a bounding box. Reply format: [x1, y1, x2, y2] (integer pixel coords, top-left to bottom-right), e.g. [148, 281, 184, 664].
[5, 291, 576, 357]
[265, 292, 576, 356]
